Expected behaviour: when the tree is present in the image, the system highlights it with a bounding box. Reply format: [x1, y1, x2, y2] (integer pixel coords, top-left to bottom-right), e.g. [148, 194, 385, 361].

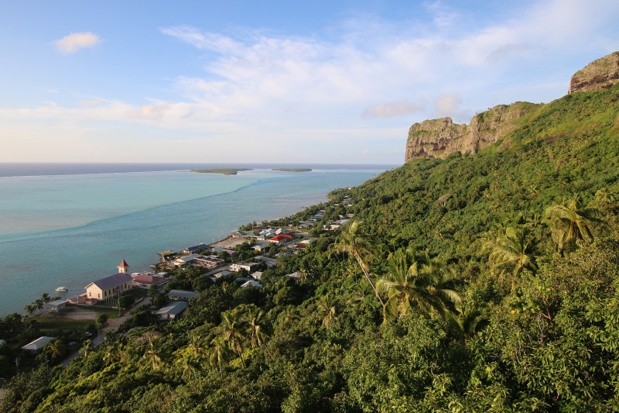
[331, 220, 384, 306]
[445, 309, 487, 345]
[545, 196, 604, 255]
[209, 337, 232, 379]
[316, 295, 338, 330]
[485, 226, 538, 291]
[247, 307, 273, 358]
[215, 311, 248, 368]
[377, 248, 461, 323]
[41, 339, 66, 363]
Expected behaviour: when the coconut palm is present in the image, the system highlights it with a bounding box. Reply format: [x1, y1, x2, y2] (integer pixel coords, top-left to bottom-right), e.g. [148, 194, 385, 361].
[595, 187, 616, 205]
[331, 220, 384, 306]
[209, 337, 232, 379]
[316, 295, 338, 330]
[247, 308, 273, 359]
[215, 311, 248, 368]
[43, 339, 67, 363]
[544, 195, 604, 254]
[24, 303, 37, 317]
[485, 226, 538, 290]
[144, 339, 162, 371]
[80, 339, 93, 358]
[445, 309, 487, 345]
[377, 248, 461, 323]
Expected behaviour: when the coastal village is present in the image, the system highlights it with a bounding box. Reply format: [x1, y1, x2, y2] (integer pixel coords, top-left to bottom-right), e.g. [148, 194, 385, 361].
[5, 200, 355, 365]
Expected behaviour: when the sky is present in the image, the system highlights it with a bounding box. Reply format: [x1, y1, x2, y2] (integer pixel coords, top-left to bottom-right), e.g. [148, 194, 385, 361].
[1, 0, 618, 165]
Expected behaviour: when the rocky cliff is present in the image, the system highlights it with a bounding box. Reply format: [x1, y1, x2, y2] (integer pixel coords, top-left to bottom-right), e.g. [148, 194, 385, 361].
[569, 52, 619, 94]
[405, 102, 536, 161]
[405, 51, 619, 162]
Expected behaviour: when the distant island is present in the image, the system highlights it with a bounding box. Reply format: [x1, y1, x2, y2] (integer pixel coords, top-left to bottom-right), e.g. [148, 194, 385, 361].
[272, 168, 312, 172]
[191, 168, 252, 175]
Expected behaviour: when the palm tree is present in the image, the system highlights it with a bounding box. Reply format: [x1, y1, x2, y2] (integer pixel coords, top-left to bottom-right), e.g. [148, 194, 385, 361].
[144, 339, 162, 371]
[80, 339, 93, 358]
[377, 248, 461, 323]
[445, 309, 487, 345]
[215, 311, 248, 368]
[43, 339, 66, 363]
[595, 187, 616, 205]
[485, 226, 538, 290]
[316, 295, 338, 330]
[24, 303, 37, 317]
[331, 220, 384, 306]
[35, 298, 44, 315]
[544, 195, 604, 255]
[209, 337, 231, 379]
[247, 309, 273, 358]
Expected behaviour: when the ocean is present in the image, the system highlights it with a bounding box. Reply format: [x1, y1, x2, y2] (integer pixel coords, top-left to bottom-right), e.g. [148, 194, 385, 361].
[0, 163, 394, 316]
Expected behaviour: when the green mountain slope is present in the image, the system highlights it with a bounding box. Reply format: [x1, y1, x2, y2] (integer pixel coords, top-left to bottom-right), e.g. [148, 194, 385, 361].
[2, 68, 619, 412]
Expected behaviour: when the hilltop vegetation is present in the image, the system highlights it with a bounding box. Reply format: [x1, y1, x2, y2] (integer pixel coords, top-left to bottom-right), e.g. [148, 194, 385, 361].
[2, 83, 619, 411]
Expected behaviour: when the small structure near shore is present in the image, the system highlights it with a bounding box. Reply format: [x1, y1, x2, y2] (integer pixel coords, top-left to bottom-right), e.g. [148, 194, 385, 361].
[48, 299, 68, 312]
[21, 336, 55, 355]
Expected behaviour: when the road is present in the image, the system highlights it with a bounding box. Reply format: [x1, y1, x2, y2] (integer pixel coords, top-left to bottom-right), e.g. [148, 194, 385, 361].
[61, 297, 152, 367]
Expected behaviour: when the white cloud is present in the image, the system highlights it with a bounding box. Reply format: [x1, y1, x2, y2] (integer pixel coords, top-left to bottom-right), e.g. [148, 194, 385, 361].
[363, 100, 426, 118]
[434, 95, 463, 117]
[54, 32, 101, 54]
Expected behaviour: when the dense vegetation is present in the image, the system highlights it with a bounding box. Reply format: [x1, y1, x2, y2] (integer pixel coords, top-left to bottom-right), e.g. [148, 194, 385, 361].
[2, 84, 619, 412]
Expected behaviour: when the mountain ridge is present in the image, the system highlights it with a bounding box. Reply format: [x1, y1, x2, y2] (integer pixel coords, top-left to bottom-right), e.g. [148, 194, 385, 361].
[405, 51, 619, 162]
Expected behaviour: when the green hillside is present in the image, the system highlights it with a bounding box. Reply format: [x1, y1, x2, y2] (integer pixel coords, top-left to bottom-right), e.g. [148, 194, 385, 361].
[2, 84, 619, 412]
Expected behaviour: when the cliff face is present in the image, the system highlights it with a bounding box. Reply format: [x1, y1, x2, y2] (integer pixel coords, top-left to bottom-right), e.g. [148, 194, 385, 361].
[405, 103, 535, 161]
[569, 52, 619, 94]
[405, 51, 619, 162]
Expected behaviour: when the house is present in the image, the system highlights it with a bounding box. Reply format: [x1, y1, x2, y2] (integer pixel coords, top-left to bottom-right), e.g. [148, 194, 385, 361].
[267, 234, 293, 244]
[252, 241, 271, 252]
[184, 244, 207, 254]
[21, 336, 55, 354]
[132, 273, 168, 288]
[48, 299, 67, 312]
[212, 247, 236, 256]
[241, 279, 262, 289]
[85, 273, 133, 301]
[213, 270, 232, 279]
[285, 272, 302, 280]
[255, 256, 277, 268]
[174, 254, 201, 268]
[195, 255, 224, 269]
[156, 301, 188, 320]
[251, 271, 263, 280]
[230, 262, 260, 272]
[167, 289, 199, 301]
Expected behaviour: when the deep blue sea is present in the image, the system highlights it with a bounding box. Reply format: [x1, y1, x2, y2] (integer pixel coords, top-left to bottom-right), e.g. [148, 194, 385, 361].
[0, 163, 395, 316]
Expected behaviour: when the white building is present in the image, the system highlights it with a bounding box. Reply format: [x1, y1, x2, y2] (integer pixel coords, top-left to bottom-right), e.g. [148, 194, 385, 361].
[230, 262, 260, 272]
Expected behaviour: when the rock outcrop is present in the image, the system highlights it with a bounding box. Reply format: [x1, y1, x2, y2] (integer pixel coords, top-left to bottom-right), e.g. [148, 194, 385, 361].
[569, 52, 619, 94]
[405, 102, 536, 161]
[405, 51, 619, 162]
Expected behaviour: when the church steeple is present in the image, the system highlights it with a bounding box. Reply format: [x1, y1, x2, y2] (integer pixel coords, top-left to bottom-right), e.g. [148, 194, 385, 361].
[118, 259, 129, 274]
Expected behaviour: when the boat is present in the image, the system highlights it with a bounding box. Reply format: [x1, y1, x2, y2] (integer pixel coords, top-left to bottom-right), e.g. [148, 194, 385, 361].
[55, 286, 68, 292]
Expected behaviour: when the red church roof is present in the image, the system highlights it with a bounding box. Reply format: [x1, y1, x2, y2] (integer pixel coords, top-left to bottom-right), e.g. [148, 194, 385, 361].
[119, 259, 129, 268]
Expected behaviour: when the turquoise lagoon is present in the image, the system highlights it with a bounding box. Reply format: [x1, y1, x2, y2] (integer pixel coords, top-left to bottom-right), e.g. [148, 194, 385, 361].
[0, 165, 391, 315]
